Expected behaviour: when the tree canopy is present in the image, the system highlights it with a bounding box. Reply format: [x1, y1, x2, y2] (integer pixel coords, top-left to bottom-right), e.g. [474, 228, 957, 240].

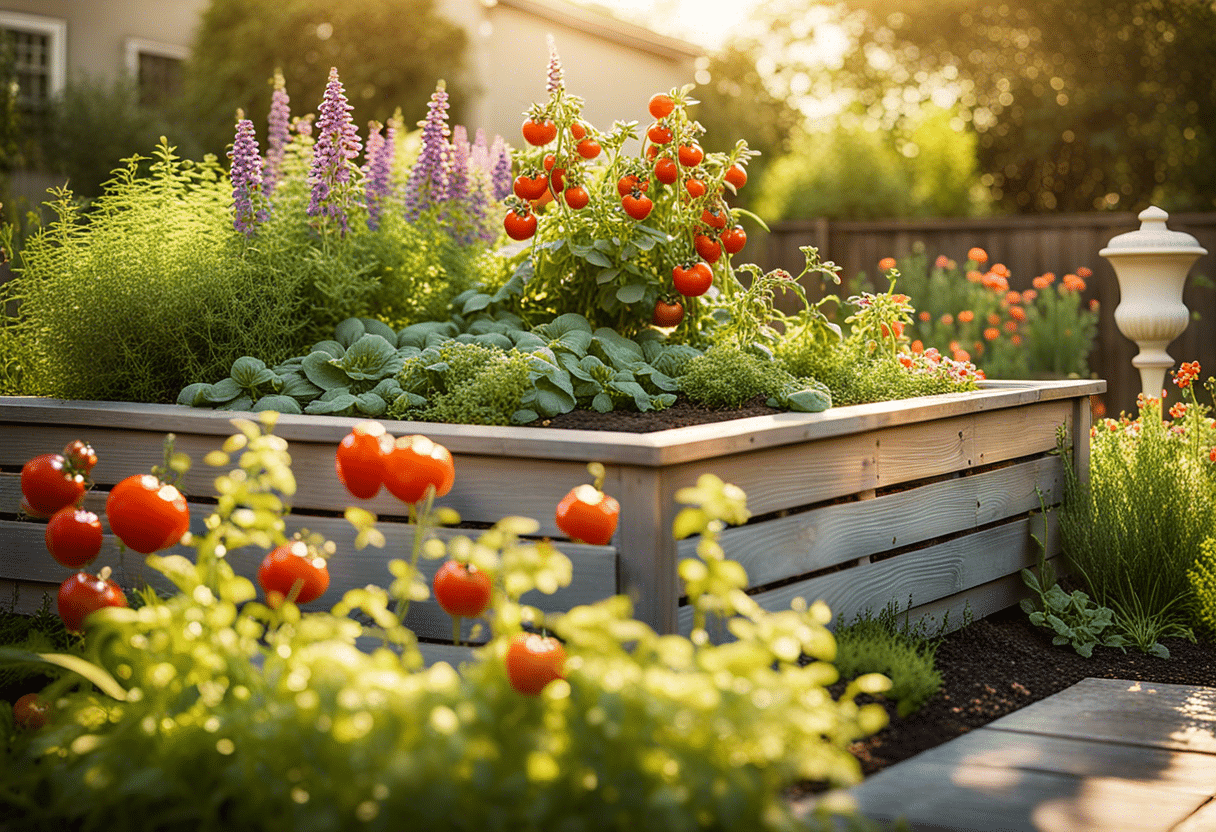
[182, 0, 468, 155]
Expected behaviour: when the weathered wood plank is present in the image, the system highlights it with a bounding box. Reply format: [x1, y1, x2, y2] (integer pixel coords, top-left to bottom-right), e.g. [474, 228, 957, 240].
[679, 514, 1057, 635]
[681, 456, 1063, 589]
[902, 727, 1216, 796]
[897, 555, 1065, 636]
[986, 678, 1216, 754]
[821, 758, 1208, 832]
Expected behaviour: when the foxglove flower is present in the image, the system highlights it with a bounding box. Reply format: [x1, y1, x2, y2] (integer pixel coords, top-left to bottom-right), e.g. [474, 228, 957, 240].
[229, 118, 267, 237]
[263, 69, 290, 195]
[404, 81, 451, 222]
[363, 119, 396, 231]
[307, 67, 363, 235]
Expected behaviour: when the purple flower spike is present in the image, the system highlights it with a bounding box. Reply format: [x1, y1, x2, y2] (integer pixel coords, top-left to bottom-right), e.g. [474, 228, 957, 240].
[263, 69, 290, 196]
[404, 80, 451, 222]
[489, 134, 512, 202]
[307, 67, 363, 235]
[546, 35, 563, 93]
[229, 118, 267, 237]
[363, 120, 395, 231]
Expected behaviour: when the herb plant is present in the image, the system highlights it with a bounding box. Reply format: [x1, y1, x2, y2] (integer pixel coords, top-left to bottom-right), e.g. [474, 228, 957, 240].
[832, 601, 945, 718]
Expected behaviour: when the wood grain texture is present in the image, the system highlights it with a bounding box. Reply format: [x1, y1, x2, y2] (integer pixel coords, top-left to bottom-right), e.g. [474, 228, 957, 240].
[682, 456, 1063, 590]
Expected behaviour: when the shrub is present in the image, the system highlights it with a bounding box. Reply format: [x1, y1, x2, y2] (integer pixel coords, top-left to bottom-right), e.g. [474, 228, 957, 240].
[1189, 537, 1216, 639]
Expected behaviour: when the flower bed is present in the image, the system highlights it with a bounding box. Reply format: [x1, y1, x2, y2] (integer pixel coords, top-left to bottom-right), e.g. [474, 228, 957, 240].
[0, 377, 1101, 647]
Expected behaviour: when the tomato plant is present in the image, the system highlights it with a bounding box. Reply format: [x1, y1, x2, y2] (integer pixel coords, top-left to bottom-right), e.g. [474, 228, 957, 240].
[616, 174, 645, 197]
[57, 570, 126, 633]
[685, 177, 707, 198]
[695, 234, 722, 264]
[20, 453, 86, 518]
[335, 421, 390, 500]
[45, 506, 103, 568]
[648, 92, 675, 119]
[652, 298, 685, 328]
[432, 560, 492, 618]
[513, 172, 548, 201]
[12, 693, 50, 730]
[521, 118, 557, 146]
[555, 483, 621, 545]
[62, 440, 98, 473]
[257, 540, 330, 606]
[564, 186, 590, 210]
[105, 473, 190, 554]
[569, 122, 587, 140]
[673, 262, 714, 297]
[504, 632, 567, 695]
[382, 434, 455, 505]
[621, 192, 653, 220]
[724, 163, 748, 190]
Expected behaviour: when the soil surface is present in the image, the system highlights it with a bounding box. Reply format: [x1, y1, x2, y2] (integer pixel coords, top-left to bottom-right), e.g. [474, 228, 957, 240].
[845, 604, 1216, 777]
[521, 395, 783, 432]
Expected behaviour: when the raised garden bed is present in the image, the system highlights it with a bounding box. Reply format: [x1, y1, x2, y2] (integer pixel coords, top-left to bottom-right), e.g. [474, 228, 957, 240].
[0, 378, 1102, 645]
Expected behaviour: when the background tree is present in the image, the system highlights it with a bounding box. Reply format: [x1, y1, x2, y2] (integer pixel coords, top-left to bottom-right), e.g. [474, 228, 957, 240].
[831, 0, 1216, 213]
[182, 0, 468, 156]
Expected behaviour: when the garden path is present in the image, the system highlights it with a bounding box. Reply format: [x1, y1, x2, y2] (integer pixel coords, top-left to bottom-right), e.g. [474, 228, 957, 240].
[796, 677, 1216, 831]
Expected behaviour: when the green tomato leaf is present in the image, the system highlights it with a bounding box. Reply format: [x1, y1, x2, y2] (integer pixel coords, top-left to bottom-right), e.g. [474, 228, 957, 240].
[596, 267, 620, 285]
[615, 283, 647, 304]
[585, 249, 614, 268]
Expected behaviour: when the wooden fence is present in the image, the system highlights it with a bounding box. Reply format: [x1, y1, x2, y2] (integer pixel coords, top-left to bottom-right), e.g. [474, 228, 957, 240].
[755, 212, 1216, 417]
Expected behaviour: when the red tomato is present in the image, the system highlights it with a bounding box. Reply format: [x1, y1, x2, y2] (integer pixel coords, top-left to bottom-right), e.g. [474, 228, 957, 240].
[505, 633, 567, 695]
[881, 321, 905, 339]
[555, 483, 620, 545]
[721, 226, 747, 255]
[258, 540, 330, 607]
[382, 435, 455, 505]
[336, 421, 390, 500]
[564, 186, 590, 210]
[432, 560, 492, 618]
[695, 234, 722, 264]
[13, 693, 50, 730]
[521, 118, 557, 146]
[570, 122, 587, 140]
[701, 206, 728, 230]
[648, 93, 675, 119]
[685, 178, 707, 199]
[678, 144, 704, 167]
[45, 506, 103, 568]
[57, 571, 126, 633]
[621, 193, 653, 220]
[673, 262, 714, 297]
[105, 474, 189, 554]
[652, 298, 685, 328]
[549, 167, 566, 193]
[575, 138, 601, 159]
[504, 209, 538, 241]
[646, 122, 672, 144]
[654, 157, 678, 185]
[616, 174, 645, 197]
[724, 164, 748, 190]
[62, 440, 98, 473]
[20, 454, 86, 518]
[513, 173, 549, 201]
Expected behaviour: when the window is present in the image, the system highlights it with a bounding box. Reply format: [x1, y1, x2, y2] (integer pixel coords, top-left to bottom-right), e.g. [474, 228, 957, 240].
[125, 39, 189, 108]
[0, 11, 66, 109]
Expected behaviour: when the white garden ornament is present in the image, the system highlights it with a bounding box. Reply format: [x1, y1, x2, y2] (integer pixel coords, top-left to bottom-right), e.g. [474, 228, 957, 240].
[1100, 205, 1208, 399]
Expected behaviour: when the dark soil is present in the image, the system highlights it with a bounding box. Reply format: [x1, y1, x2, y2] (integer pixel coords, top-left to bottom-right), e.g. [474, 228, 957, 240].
[522, 395, 783, 432]
[845, 604, 1216, 777]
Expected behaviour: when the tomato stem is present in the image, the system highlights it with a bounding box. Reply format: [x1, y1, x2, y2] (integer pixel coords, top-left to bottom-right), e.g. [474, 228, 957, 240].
[452, 616, 462, 647]
[395, 486, 437, 625]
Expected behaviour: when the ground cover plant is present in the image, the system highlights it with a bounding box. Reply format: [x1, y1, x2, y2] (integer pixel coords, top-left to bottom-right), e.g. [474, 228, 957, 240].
[0, 414, 896, 832]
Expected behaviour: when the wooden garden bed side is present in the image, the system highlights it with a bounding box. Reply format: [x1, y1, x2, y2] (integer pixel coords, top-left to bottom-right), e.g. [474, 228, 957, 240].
[0, 379, 1102, 635]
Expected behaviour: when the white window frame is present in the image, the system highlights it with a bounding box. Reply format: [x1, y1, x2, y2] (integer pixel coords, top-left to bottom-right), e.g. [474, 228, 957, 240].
[0, 10, 67, 98]
[123, 37, 190, 77]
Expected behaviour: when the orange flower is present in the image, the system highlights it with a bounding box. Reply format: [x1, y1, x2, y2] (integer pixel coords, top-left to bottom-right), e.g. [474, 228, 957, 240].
[891, 293, 910, 304]
[1170, 402, 1188, 419]
[879, 257, 897, 271]
[1174, 360, 1201, 389]
[1010, 333, 1023, 346]
[981, 272, 1009, 292]
[1089, 298, 1100, 312]
[967, 247, 988, 264]
[983, 327, 1000, 341]
[987, 312, 1002, 326]
[991, 263, 1011, 278]
[1005, 291, 1022, 305]
[918, 310, 931, 322]
[1022, 289, 1038, 302]
[1010, 305, 1027, 321]
[911, 339, 924, 353]
[1032, 273, 1055, 290]
[1091, 397, 1106, 419]
[1061, 273, 1086, 292]
[957, 310, 974, 323]
[1076, 266, 1093, 278]
[1003, 319, 1019, 333]
[966, 270, 983, 283]
[935, 255, 952, 269]
[1209, 447, 1216, 463]
[941, 313, 955, 326]
[953, 348, 971, 362]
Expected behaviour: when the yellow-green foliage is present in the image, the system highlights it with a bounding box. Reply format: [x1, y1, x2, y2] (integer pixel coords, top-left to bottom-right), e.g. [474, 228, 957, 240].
[832, 603, 944, 718]
[390, 341, 533, 426]
[677, 344, 792, 408]
[1188, 537, 1216, 638]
